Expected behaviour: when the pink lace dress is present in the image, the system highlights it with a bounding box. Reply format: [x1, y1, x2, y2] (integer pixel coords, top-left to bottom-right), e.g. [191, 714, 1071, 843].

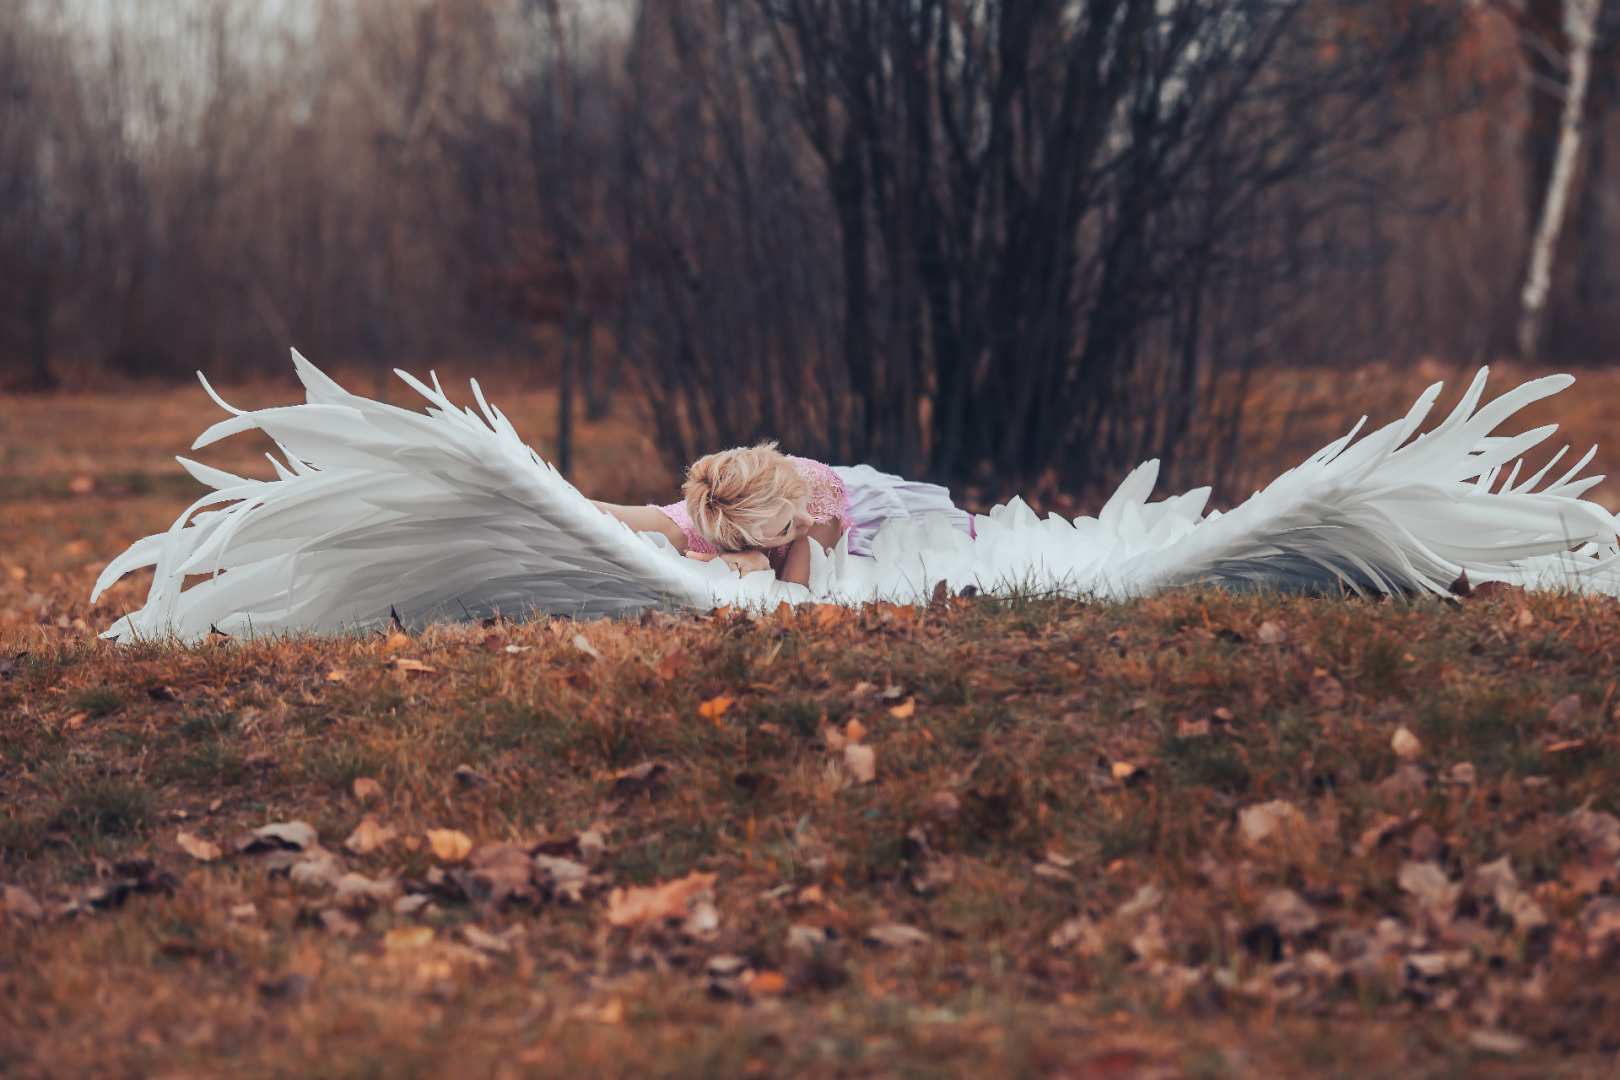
[658, 456, 854, 555]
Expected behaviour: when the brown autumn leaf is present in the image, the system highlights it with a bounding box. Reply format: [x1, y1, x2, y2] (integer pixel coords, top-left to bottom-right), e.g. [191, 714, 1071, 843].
[176, 831, 222, 862]
[383, 926, 434, 951]
[845, 718, 868, 743]
[3, 885, 45, 922]
[655, 649, 687, 680]
[605, 869, 718, 928]
[344, 815, 397, 855]
[467, 844, 539, 904]
[62, 712, 87, 731]
[1392, 726, 1423, 762]
[352, 777, 383, 801]
[888, 696, 916, 719]
[326, 669, 351, 684]
[844, 742, 877, 784]
[387, 657, 434, 674]
[382, 631, 410, 651]
[698, 695, 735, 723]
[426, 829, 473, 863]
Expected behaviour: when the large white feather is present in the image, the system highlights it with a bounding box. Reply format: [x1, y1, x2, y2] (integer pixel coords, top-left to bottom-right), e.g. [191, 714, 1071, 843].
[93, 355, 1620, 642]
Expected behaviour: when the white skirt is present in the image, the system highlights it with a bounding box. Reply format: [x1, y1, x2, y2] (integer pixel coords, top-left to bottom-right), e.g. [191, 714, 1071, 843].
[832, 464, 975, 557]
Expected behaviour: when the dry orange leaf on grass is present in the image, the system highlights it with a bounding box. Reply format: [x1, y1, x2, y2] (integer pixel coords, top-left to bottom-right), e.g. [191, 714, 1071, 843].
[383, 631, 411, 651]
[326, 669, 351, 684]
[606, 870, 717, 928]
[699, 695, 735, 724]
[384, 926, 434, 951]
[888, 696, 916, 719]
[352, 777, 383, 801]
[62, 712, 87, 731]
[387, 657, 434, 674]
[176, 831, 222, 862]
[426, 829, 473, 863]
[345, 815, 397, 855]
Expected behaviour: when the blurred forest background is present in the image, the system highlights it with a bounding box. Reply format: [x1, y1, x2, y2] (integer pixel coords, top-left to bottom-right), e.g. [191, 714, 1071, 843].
[4, 0, 1620, 501]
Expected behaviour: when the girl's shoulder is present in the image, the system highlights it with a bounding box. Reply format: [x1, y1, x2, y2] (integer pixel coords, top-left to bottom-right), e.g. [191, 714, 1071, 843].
[785, 456, 849, 524]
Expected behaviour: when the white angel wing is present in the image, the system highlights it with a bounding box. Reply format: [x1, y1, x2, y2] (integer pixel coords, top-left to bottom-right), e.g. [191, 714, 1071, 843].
[826, 368, 1620, 603]
[94, 351, 734, 641]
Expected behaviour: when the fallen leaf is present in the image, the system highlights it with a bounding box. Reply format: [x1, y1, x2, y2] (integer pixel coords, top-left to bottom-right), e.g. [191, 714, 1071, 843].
[1547, 694, 1583, 729]
[426, 829, 473, 863]
[1256, 620, 1287, 645]
[1110, 761, 1137, 781]
[1392, 726, 1423, 762]
[3, 885, 44, 922]
[387, 658, 434, 674]
[1398, 859, 1457, 914]
[571, 634, 601, 659]
[453, 763, 494, 789]
[611, 760, 670, 798]
[326, 669, 351, 684]
[287, 849, 343, 889]
[864, 923, 930, 949]
[460, 844, 538, 904]
[1468, 1029, 1528, 1056]
[1580, 897, 1620, 944]
[1442, 762, 1476, 786]
[382, 631, 410, 651]
[463, 925, 525, 954]
[384, 926, 435, 951]
[605, 870, 717, 928]
[844, 742, 877, 784]
[504, 644, 531, 654]
[533, 853, 590, 904]
[925, 790, 961, 825]
[1257, 888, 1321, 936]
[888, 696, 916, 719]
[68, 475, 95, 495]
[1515, 606, 1535, 629]
[333, 872, 401, 908]
[63, 712, 87, 731]
[750, 970, 787, 996]
[698, 695, 735, 723]
[176, 831, 222, 862]
[236, 821, 318, 853]
[352, 777, 383, 801]
[344, 816, 397, 855]
[1176, 715, 1210, 737]
[845, 718, 867, 743]
[1238, 800, 1302, 846]
[1570, 801, 1620, 857]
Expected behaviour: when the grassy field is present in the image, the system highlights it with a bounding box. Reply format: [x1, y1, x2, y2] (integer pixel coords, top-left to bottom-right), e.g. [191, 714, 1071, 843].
[7, 366, 1620, 1078]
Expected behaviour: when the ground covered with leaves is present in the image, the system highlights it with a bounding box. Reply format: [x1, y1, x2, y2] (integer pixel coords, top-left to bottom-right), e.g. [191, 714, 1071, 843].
[9, 376, 1620, 1078]
[9, 585, 1620, 1079]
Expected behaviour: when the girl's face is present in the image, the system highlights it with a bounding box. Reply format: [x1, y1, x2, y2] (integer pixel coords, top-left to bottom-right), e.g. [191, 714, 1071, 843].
[754, 499, 813, 549]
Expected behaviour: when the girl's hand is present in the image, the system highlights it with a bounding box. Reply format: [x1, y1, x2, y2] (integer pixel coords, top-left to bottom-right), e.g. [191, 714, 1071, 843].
[718, 550, 770, 575]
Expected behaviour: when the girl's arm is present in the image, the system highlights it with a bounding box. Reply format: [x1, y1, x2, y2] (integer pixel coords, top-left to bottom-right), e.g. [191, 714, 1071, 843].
[774, 517, 844, 587]
[591, 501, 689, 553]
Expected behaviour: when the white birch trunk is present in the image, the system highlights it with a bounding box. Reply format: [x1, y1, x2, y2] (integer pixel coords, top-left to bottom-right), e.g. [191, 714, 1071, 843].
[1518, 0, 1602, 358]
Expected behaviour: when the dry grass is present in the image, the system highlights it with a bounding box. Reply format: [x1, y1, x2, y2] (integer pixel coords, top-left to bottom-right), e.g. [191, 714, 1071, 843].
[7, 367, 1620, 1078]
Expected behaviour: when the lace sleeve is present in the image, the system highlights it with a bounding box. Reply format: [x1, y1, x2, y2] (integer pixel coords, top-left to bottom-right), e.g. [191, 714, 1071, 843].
[789, 457, 852, 529]
[655, 501, 716, 555]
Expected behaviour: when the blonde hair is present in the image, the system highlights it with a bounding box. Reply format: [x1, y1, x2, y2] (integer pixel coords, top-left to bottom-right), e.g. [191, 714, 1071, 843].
[683, 441, 809, 551]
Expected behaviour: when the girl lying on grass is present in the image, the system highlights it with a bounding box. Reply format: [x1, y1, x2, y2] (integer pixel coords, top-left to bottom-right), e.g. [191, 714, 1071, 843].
[593, 442, 974, 586]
